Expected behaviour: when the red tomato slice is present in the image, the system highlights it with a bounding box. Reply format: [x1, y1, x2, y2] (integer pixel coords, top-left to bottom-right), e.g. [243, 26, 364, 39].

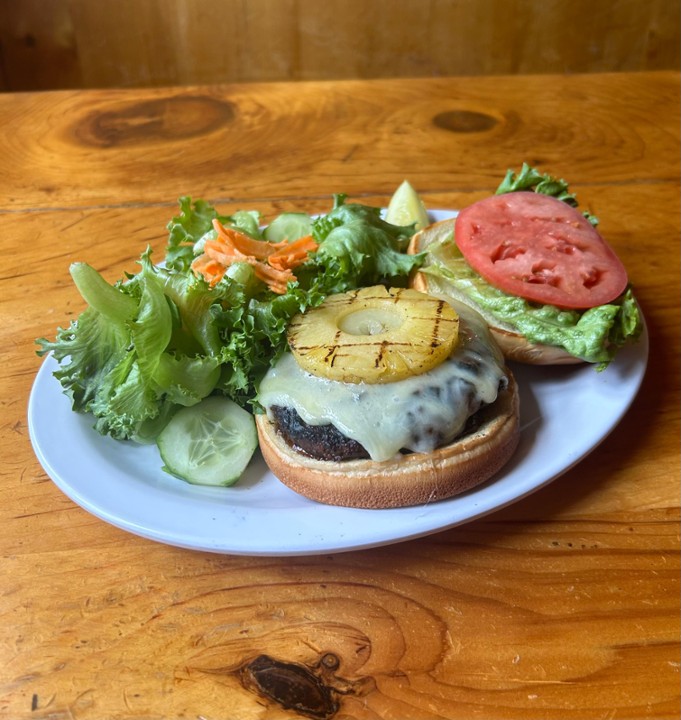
[454, 192, 628, 309]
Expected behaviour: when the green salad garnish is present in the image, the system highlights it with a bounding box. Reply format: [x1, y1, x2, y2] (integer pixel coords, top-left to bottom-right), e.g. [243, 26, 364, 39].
[36, 195, 422, 444]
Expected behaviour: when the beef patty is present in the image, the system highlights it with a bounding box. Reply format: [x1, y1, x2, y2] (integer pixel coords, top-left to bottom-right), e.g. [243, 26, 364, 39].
[267, 395, 492, 463]
[269, 405, 370, 462]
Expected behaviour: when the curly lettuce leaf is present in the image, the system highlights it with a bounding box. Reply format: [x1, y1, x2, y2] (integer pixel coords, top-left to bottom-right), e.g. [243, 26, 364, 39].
[496, 162, 599, 226]
[37, 252, 220, 441]
[308, 194, 424, 290]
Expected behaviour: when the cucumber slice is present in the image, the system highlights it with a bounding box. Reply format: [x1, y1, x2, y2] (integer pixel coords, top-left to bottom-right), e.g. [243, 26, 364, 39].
[157, 396, 257, 486]
[263, 212, 313, 242]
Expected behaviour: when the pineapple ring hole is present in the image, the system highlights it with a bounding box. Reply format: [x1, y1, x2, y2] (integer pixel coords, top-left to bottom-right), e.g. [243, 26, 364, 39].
[337, 307, 403, 336]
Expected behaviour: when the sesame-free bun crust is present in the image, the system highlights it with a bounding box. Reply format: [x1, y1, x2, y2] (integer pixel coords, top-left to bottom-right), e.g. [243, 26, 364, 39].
[255, 374, 520, 509]
[408, 220, 583, 365]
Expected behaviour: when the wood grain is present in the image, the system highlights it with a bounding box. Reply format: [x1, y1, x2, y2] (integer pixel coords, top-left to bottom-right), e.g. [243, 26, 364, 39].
[0, 72, 678, 212]
[0, 72, 679, 719]
[0, 0, 679, 91]
[1, 525, 679, 719]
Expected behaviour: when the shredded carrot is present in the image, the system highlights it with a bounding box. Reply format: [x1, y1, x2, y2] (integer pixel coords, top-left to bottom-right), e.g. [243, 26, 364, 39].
[212, 219, 288, 259]
[192, 221, 319, 294]
[267, 235, 318, 270]
[191, 254, 226, 287]
[252, 263, 294, 294]
[203, 239, 248, 266]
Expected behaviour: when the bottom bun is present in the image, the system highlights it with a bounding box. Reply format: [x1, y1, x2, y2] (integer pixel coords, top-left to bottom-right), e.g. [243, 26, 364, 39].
[255, 374, 520, 509]
[408, 221, 583, 366]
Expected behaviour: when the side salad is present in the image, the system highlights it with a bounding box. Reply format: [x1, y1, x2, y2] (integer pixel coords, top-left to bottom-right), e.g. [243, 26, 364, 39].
[36, 193, 423, 484]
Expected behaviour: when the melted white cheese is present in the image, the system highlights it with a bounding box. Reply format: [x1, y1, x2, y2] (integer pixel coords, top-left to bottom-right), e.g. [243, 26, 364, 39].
[257, 303, 507, 462]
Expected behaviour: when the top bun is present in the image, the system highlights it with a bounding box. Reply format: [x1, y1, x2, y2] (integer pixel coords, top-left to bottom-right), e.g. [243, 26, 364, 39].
[408, 219, 582, 366]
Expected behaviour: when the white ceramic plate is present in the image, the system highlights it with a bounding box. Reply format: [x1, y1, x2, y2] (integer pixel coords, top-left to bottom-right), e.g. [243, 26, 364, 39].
[28, 210, 648, 556]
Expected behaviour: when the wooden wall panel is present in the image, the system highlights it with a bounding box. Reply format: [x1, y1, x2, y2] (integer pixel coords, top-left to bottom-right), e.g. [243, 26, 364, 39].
[0, 0, 81, 90]
[0, 0, 679, 92]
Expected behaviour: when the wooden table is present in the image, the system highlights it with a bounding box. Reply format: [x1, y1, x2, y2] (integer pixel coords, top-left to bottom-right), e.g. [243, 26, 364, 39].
[1, 71, 679, 720]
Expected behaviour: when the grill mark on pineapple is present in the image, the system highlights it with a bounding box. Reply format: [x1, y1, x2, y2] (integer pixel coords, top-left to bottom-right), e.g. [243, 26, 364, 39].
[410, 302, 458, 348]
[375, 339, 387, 369]
[325, 330, 343, 366]
[430, 300, 445, 349]
[333, 338, 413, 369]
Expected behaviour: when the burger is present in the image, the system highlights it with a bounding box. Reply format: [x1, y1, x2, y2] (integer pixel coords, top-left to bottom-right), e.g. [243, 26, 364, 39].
[408, 191, 643, 366]
[255, 285, 519, 508]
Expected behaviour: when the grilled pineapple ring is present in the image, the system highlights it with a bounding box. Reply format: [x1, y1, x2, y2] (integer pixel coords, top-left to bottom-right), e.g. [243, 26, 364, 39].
[287, 286, 459, 383]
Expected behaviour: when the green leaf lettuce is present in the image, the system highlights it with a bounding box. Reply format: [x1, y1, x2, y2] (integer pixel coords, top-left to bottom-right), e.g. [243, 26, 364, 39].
[37, 194, 424, 440]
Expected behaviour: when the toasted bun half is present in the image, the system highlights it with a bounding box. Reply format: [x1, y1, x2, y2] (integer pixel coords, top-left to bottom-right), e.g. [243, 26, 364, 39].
[408, 220, 582, 365]
[255, 373, 520, 509]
